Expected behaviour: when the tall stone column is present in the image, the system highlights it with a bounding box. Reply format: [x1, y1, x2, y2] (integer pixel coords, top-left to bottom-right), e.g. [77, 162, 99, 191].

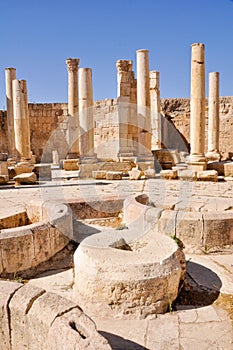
[150, 70, 162, 150]
[189, 43, 206, 170]
[5, 67, 16, 158]
[66, 58, 80, 158]
[206, 72, 221, 161]
[12, 80, 31, 160]
[79, 68, 95, 158]
[136, 49, 151, 156]
[116, 60, 135, 157]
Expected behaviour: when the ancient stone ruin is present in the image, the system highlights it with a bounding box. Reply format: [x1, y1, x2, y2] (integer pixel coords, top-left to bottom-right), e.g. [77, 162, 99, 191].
[0, 43, 233, 349]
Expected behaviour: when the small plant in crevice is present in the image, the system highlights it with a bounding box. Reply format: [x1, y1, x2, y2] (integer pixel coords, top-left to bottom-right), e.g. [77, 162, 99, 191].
[170, 234, 185, 249]
[116, 224, 128, 230]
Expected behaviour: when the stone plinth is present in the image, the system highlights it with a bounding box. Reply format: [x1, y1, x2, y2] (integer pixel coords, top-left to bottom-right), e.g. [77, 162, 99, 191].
[63, 159, 79, 171]
[92, 170, 106, 179]
[74, 229, 185, 319]
[178, 169, 197, 181]
[224, 162, 233, 177]
[106, 171, 123, 180]
[0, 160, 9, 184]
[197, 170, 218, 182]
[14, 162, 34, 175]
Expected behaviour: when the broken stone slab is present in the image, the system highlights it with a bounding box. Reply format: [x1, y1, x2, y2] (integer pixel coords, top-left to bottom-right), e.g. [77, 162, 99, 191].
[128, 167, 143, 180]
[47, 308, 111, 350]
[13, 172, 37, 186]
[92, 170, 107, 179]
[106, 171, 123, 180]
[160, 169, 178, 180]
[14, 162, 35, 175]
[197, 170, 218, 182]
[9, 284, 46, 350]
[0, 280, 22, 350]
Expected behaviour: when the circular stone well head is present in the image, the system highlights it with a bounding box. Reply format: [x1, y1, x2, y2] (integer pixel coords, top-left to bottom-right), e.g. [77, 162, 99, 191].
[74, 228, 186, 319]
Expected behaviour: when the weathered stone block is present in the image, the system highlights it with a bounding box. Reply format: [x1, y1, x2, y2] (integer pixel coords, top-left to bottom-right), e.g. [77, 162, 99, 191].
[14, 172, 37, 186]
[178, 169, 197, 181]
[106, 171, 123, 180]
[33, 164, 52, 180]
[128, 167, 142, 180]
[63, 159, 79, 171]
[160, 169, 178, 180]
[224, 162, 233, 177]
[197, 170, 218, 182]
[0, 281, 22, 350]
[92, 170, 106, 179]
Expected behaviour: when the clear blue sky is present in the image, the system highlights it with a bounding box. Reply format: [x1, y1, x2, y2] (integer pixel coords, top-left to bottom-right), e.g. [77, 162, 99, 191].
[1, 0, 233, 108]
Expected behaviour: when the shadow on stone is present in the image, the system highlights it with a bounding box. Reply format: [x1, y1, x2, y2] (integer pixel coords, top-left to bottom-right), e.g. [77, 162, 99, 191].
[99, 331, 149, 350]
[174, 261, 222, 309]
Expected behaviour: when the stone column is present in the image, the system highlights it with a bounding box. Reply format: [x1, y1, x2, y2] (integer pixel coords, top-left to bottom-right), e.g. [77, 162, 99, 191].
[206, 72, 221, 161]
[66, 58, 80, 158]
[5, 68, 16, 158]
[116, 60, 135, 157]
[150, 70, 162, 150]
[189, 43, 206, 170]
[12, 80, 31, 160]
[79, 68, 95, 158]
[136, 49, 151, 156]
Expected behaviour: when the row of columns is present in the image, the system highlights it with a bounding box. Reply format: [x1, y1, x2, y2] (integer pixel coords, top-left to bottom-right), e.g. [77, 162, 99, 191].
[65, 59, 95, 160]
[5, 68, 31, 162]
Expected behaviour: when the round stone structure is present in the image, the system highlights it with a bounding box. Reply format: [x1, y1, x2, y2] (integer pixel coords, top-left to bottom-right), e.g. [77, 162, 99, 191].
[0, 201, 72, 277]
[74, 217, 185, 319]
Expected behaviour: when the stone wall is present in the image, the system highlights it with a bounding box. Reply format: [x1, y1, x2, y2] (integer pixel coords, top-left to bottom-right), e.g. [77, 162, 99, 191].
[0, 97, 232, 161]
[161, 97, 233, 159]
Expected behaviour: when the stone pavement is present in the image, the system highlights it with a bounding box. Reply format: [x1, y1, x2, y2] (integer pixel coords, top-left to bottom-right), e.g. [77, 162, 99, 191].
[1, 173, 233, 349]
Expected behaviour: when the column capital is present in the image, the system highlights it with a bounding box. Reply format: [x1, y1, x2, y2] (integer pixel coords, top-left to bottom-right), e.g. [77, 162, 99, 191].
[5, 67, 16, 72]
[116, 60, 133, 73]
[66, 58, 80, 72]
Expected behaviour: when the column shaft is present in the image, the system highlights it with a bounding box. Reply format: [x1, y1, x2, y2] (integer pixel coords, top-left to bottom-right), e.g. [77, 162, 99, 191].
[5, 68, 16, 157]
[150, 70, 161, 150]
[136, 49, 151, 155]
[190, 43, 206, 164]
[66, 58, 80, 157]
[13, 80, 31, 160]
[206, 72, 221, 160]
[79, 68, 94, 157]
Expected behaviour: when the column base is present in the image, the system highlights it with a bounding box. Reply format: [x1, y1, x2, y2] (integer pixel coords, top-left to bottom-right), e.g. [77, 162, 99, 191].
[205, 150, 221, 162]
[187, 161, 207, 172]
[66, 152, 80, 159]
[79, 154, 98, 164]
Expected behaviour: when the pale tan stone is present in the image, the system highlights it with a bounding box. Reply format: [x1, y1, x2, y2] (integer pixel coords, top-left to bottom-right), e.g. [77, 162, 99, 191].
[106, 171, 123, 180]
[160, 169, 178, 180]
[12, 80, 31, 160]
[14, 161, 34, 175]
[79, 68, 95, 158]
[92, 170, 106, 179]
[14, 172, 37, 186]
[128, 166, 143, 180]
[150, 70, 162, 150]
[5, 67, 16, 157]
[178, 169, 197, 181]
[33, 164, 51, 180]
[189, 43, 206, 165]
[66, 58, 80, 157]
[206, 72, 221, 161]
[197, 170, 218, 182]
[224, 162, 233, 177]
[63, 159, 79, 171]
